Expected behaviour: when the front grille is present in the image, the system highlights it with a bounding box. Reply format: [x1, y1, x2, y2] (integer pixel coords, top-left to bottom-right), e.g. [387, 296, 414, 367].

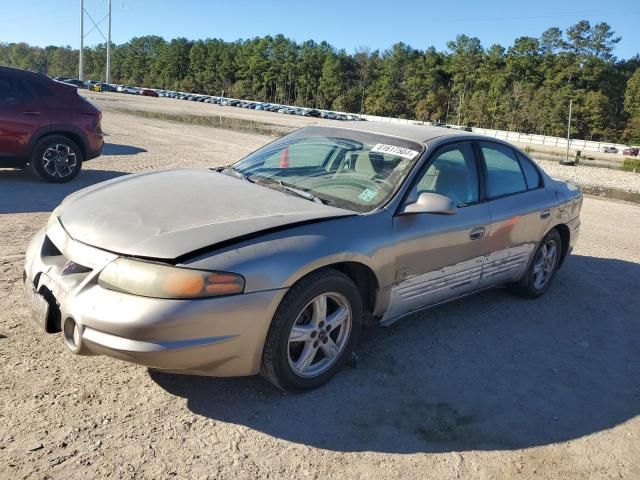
[61, 261, 92, 276]
[38, 234, 94, 292]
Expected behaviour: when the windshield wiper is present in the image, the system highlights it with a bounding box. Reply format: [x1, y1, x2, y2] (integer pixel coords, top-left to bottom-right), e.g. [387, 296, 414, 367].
[277, 182, 328, 204]
[249, 175, 334, 206]
[219, 166, 254, 183]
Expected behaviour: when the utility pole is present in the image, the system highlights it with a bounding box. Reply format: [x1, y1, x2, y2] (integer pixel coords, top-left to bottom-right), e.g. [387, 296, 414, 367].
[106, 0, 111, 84]
[445, 98, 450, 124]
[79, 0, 111, 83]
[566, 99, 573, 163]
[445, 82, 452, 125]
[79, 0, 84, 80]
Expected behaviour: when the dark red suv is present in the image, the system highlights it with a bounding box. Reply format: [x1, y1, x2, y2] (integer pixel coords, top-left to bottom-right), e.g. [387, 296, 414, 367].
[0, 66, 103, 182]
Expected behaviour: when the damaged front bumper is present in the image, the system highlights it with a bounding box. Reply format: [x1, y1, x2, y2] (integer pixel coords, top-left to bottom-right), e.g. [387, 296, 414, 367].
[23, 219, 287, 377]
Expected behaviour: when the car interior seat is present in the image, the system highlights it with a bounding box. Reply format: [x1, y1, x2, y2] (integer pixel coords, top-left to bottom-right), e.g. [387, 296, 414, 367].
[433, 167, 471, 205]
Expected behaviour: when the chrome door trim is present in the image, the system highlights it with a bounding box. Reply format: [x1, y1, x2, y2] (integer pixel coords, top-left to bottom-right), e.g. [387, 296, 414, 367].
[380, 282, 497, 327]
[381, 254, 484, 323]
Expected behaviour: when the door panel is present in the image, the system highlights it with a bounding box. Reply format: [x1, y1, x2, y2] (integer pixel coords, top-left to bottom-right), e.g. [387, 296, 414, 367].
[382, 141, 490, 324]
[385, 204, 491, 323]
[0, 76, 49, 158]
[482, 189, 555, 287]
[478, 142, 556, 288]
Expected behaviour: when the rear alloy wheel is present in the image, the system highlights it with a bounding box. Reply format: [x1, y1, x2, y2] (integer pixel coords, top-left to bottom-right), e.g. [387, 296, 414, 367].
[261, 269, 362, 391]
[510, 229, 562, 298]
[30, 136, 83, 183]
[532, 240, 558, 290]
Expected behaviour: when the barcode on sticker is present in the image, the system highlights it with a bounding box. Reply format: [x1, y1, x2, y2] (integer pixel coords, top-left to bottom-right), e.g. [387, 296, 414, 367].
[371, 144, 420, 159]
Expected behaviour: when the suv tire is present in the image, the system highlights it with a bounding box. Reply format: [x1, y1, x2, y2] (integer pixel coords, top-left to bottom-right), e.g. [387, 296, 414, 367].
[30, 135, 83, 183]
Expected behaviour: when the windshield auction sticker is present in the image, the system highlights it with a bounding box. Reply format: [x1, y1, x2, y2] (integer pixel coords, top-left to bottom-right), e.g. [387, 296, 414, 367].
[371, 144, 420, 159]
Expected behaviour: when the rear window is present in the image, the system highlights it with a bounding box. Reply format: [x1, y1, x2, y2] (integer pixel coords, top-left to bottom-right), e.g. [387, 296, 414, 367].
[29, 81, 53, 97]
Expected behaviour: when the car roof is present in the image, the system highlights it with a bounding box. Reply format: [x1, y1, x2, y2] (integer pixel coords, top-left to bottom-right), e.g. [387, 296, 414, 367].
[315, 121, 469, 144]
[0, 65, 50, 82]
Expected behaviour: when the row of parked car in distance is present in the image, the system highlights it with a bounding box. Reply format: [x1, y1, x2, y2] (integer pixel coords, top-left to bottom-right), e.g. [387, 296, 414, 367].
[49, 76, 639, 150]
[51, 77, 159, 96]
[158, 91, 364, 120]
[50, 76, 365, 121]
[601, 145, 639, 156]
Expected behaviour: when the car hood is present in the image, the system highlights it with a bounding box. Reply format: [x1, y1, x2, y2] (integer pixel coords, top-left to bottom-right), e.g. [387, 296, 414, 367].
[58, 169, 353, 260]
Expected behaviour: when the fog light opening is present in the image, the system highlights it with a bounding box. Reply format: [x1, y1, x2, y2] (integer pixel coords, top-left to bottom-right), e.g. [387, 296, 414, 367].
[63, 317, 82, 353]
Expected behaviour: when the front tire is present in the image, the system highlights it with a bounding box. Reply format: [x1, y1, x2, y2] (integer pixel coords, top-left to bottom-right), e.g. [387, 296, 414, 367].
[261, 269, 362, 392]
[510, 229, 562, 298]
[30, 135, 83, 183]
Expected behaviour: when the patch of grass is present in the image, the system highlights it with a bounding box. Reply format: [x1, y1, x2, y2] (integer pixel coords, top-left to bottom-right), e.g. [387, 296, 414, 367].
[523, 146, 533, 153]
[622, 157, 640, 173]
[110, 107, 291, 137]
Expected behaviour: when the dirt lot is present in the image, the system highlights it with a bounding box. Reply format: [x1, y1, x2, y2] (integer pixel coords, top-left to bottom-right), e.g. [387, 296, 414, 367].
[1, 98, 639, 479]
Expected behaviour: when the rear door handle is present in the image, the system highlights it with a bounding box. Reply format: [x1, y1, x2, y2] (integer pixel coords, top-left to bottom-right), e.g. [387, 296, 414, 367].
[469, 226, 486, 240]
[22, 110, 41, 116]
[540, 209, 551, 219]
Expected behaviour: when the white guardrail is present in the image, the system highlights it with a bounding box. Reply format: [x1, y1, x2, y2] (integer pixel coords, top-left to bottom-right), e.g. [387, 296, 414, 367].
[357, 113, 631, 154]
[471, 127, 629, 154]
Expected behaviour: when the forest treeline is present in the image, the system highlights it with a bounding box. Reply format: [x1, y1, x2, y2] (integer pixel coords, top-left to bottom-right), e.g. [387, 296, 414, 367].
[2, 20, 640, 143]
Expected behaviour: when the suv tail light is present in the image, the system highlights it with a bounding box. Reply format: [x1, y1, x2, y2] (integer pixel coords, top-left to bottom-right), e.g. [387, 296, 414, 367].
[94, 112, 102, 133]
[81, 112, 102, 134]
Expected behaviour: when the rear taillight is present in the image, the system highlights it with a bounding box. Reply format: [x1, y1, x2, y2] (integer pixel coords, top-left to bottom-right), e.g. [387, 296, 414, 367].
[94, 113, 102, 133]
[82, 112, 101, 133]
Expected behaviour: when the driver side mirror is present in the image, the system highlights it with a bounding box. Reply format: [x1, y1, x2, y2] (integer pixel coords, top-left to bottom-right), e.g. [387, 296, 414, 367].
[402, 192, 457, 215]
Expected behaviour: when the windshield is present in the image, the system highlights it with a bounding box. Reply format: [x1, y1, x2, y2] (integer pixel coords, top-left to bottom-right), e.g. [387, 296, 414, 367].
[232, 126, 424, 213]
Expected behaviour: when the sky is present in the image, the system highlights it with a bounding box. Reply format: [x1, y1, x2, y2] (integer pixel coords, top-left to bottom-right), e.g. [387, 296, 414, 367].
[1, 0, 639, 59]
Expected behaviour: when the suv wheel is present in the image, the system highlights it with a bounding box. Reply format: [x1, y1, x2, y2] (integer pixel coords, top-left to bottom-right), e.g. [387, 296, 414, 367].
[30, 135, 83, 183]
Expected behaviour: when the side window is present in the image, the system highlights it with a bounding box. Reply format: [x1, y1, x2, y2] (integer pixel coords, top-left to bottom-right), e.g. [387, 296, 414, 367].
[481, 142, 527, 198]
[0, 76, 16, 103]
[0, 76, 32, 103]
[29, 81, 53, 97]
[413, 142, 479, 206]
[516, 151, 542, 190]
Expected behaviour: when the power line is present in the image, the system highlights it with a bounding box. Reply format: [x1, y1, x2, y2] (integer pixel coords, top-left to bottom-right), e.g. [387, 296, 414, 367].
[425, 10, 640, 23]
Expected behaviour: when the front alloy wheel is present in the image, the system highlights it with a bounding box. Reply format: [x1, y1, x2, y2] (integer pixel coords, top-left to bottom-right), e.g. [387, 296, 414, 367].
[261, 269, 362, 391]
[287, 292, 352, 378]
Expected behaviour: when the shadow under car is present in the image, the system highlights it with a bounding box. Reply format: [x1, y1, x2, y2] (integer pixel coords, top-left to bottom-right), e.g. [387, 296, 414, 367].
[150, 254, 640, 454]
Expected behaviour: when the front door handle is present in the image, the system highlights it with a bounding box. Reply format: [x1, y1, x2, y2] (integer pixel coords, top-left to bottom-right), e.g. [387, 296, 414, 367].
[469, 226, 486, 240]
[22, 110, 41, 116]
[540, 209, 551, 219]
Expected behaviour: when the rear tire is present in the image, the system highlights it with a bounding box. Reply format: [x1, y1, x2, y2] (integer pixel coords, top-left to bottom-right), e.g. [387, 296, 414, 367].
[261, 269, 362, 392]
[30, 135, 83, 183]
[510, 229, 562, 299]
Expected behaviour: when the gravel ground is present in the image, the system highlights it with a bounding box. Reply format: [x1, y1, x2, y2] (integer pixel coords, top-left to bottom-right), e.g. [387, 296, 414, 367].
[535, 158, 640, 194]
[1, 106, 639, 479]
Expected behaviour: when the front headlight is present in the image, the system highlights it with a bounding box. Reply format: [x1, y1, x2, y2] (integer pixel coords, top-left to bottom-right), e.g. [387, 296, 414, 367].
[98, 258, 245, 299]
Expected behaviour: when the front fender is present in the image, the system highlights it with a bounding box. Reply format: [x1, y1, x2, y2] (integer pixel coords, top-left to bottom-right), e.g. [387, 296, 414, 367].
[182, 212, 396, 295]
